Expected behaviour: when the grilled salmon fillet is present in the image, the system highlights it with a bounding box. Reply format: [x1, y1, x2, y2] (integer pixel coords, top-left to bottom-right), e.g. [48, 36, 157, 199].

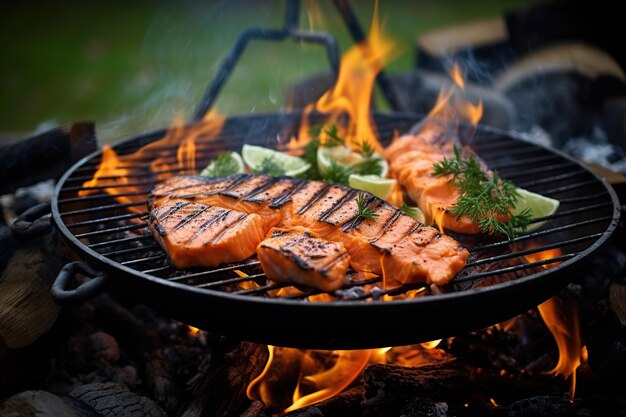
[384, 125, 482, 234]
[257, 227, 350, 292]
[148, 201, 266, 269]
[148, 174, 468, 288]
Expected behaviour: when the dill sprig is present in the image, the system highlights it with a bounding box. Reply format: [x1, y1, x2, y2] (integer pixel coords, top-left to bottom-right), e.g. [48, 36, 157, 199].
[325, 159, 352, 184]
[201, 151, 239, 177]
[351, 156, 384, 176]
[355, 139, 376, 158]
[432, 146, 532, 239]
[322, 123, 345, 147]
[355, 193, 379, 222]
[253, 156, 286, 176]
[401, 203, 420, 218]
[301, 138, 322, 180]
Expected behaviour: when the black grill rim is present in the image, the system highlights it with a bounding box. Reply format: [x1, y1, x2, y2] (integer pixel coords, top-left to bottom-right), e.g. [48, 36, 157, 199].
[51, 110, 621, 305]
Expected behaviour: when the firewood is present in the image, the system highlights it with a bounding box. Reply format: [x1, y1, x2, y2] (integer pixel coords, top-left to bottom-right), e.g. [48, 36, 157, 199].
[180, 340, 269, 417]
[400, 398, 449, 417]
[0, 390, 87, 417]
[86, 294, 182, 414]
[283, 387, 365, 417]
[0, 233, 69, 349]
[362, 361, 466, 406]
[68, 382, 167, 417]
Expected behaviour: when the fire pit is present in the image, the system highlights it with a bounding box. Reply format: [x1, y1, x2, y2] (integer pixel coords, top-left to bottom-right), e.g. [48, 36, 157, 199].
[1, 1, 626, 416]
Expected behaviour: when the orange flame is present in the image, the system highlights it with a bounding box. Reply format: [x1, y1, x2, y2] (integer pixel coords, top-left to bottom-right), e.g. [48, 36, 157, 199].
[294, 0, 398, 153]
[526, 247, 584, 398]
[537, 295, 583, 399]
[80, 111, 225, 211]
[423, 63, 483, 130]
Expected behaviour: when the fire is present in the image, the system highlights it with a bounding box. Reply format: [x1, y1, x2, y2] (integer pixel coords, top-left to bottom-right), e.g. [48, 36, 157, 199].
[80, 111, 225, 209]
[294, 0, 398, 153]
[422, 63, 484, 131]
[525, 247, 585, 398]
[538, 295, 583, 399]
[247, 347, 370, 414]
[248, 341, 452, 413]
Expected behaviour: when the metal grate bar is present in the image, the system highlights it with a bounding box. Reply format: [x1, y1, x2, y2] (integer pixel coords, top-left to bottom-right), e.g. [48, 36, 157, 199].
[489, 155, 561, 171]
[62, 180, 158, 193]
[546, 202, 612, 219]
[557, 192, 609, 204]
[500, 162, 577, 180]
[122, 254, 167, 266]
[141, 265, 173, 274]
[166, 261, 262, 282]
[280, 276, 383, 300]
[470, 215, 613, 253]
[514, 171, 588, 188]
[101, 244, 160, 258]
[58, 191, 148, 204]
[454, 253, 577, 283]
[538, 179, 600, 195]
[233, 280, 290, 295]
[465, 233, 602, 268]
[74, 223, 147, 238]
[197, 273, 266, 289]
[67, 212, 148, 228]
[89, 234, 153, 249]
[61, 202, 147, 217]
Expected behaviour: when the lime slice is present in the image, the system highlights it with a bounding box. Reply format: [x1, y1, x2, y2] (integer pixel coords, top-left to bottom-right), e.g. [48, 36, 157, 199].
[242, 144, 310, 177]
[348, 174, 397, 200]
[200, 151, 244, 177]
[318, 146, 389, 177]
[514, 187, 560, 232]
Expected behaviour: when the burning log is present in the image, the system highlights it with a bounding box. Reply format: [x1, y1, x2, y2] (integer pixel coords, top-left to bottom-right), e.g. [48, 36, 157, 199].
[283, 387, 366, 417]
[180, 340, 269, 417]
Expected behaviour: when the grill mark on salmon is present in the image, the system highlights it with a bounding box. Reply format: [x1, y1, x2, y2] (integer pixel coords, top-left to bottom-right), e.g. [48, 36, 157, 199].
[189, 209, 229, 242]
[319, 189, 357, 223]
[148, 201, 265, 269]
[296, 183, 332, 215]
[149, 174, 469, 287]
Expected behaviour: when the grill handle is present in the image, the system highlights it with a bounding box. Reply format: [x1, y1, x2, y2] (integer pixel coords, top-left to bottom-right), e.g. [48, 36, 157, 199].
[52, 261, 108, 305]
[10, 202, 52, 242]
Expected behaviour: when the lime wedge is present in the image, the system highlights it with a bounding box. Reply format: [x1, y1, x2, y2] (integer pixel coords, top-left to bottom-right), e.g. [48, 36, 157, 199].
[317, 146, 388, 178]
[200, 151, 244, 177]
[514, 188, 560, 232]
[348, 174, 396, 200]
[242, 144, 310, 177]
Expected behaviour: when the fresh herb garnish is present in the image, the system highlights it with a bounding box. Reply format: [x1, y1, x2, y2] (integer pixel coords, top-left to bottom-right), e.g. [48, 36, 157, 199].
[201, 152, 239, 177]
[253, 156, 287, 176]
[355, 139, 376, 158]
[355, 193, 379, 222]
[322, 123, 346, 147]
[301, 138, 322, 180]
[325, 159, 352, 184]
[432, 146, 532, 239]
[351, 156, 384, 176]
[401, 203, 421, 218]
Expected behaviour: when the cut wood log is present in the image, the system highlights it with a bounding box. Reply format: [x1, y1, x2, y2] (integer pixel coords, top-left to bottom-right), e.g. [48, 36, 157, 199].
[0, 390, 85, 417]
[0, 233, 71, 349]
[68, 382, 167, 417]
[180, 340, 269, 417]
[283, 387, 365, 417]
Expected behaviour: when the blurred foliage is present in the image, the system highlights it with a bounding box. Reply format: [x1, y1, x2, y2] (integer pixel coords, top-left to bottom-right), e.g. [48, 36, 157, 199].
[0, 0, 539, 143]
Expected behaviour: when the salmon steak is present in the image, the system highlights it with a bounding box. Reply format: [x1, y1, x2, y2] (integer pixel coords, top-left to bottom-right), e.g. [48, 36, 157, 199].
[147, 174, 469, 288]
[257, 227, 350, 292]
[384, 125, 483, 234]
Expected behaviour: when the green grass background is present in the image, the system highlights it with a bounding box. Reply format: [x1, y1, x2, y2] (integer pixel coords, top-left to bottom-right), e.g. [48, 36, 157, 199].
[1, 0, 539, 144]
